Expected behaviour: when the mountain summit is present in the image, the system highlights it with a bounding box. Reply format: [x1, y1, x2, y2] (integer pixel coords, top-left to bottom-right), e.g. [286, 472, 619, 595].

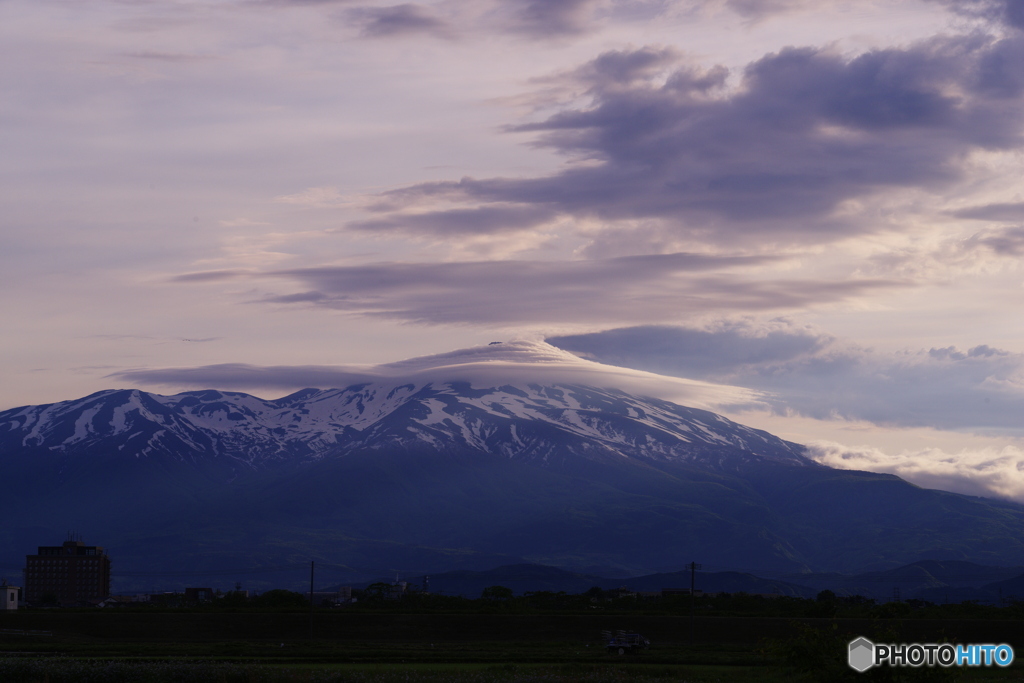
[2, 342, 1024, 586]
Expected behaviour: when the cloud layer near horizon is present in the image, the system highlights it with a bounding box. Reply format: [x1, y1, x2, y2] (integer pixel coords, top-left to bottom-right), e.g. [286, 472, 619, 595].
[548, 324, 1024, 434]
[108, 340, 760, 409]
[808, 441, 1024, 504]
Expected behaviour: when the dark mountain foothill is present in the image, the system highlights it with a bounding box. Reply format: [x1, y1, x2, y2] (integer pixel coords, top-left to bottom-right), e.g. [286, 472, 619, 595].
[3, 380, 1024, 592]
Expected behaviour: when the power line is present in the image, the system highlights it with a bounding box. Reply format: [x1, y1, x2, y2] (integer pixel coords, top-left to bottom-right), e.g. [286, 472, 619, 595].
[687, 561, 701, 647]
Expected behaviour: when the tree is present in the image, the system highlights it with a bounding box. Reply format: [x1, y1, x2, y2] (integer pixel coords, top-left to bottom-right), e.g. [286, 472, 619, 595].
[361, 582, 392, 603]
[253, 589, 307, 609]
[481, 585, 513, 600]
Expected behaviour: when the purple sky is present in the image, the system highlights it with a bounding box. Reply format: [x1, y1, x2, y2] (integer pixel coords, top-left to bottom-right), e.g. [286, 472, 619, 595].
[6, 0, 1024, 500]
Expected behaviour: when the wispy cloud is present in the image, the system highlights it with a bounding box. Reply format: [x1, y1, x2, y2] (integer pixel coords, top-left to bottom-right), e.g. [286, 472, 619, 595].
[348, 205, 558, 236]
[233, 254, 904, 324]
[171, 270, 249, 283]
[952, 202, 1024, 221]
[274, 186, 349, 208]
[110, 362, 377, 390]
[498, 0, 601, 37]
[964, 226, 1024, 255]
[346, 4, 454, 39]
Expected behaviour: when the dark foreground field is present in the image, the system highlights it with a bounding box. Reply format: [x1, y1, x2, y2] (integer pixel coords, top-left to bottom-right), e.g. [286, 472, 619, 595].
[3, 611, 1024, 681]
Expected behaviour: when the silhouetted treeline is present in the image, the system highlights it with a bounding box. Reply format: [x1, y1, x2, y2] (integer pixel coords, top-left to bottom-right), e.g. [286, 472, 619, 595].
[79, 585, 1024, 620]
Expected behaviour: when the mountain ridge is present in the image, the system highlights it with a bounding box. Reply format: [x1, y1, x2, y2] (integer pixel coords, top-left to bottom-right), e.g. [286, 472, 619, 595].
[3, 345, 1024, 588]
[0, 380, 812, 473]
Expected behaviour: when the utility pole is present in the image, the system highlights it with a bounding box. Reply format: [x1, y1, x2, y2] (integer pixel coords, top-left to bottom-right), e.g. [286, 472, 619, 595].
[688, 562, 701, 646]
[309, 560, 315, 640]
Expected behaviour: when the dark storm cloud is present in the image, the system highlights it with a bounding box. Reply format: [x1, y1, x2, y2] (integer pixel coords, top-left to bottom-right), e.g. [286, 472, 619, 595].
[248, 254, 902, 324]
[354, 36, 1024, 244]
[347, 4, 452, 38]
[548, 325, 1024, 433]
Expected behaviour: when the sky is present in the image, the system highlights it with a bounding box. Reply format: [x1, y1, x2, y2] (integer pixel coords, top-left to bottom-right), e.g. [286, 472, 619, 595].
[5, 0, 1024, 501]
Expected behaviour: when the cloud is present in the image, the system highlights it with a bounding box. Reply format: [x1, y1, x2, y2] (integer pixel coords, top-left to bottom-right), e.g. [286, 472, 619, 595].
[260, 0, 613, 38]
[723, 0, 811, 19]
[953, 201, 1024, 221]
[111, 363, 376, 390]
[548, 322, 832, 375]
[568, 45, 683, 86]
[497, 0, 601, 37]
[347, 4, 453, 38]
[275, 186, 348, 208]
[244, 254, 902, 324]
[348, 205, 558, 236]
[124, 52, 220, 62]
[171, 270, 248, 283]
[808, 441, 1024, 503]
[930, 0, 1024, 31]
[109, 340, 759, 409]
[548, 323, 1024, 434]
[964, 226, 1024, 255]
[253, 0, 357, 6]
[350, 36, 1024, 246]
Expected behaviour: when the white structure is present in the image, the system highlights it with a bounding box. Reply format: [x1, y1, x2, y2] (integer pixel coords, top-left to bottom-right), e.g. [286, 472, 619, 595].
[1, 584, 19, 611]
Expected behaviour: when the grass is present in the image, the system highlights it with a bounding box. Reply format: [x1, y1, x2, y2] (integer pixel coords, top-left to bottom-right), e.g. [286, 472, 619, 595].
[2, 658, 1022, 683]
[3, 611, 1024, 681]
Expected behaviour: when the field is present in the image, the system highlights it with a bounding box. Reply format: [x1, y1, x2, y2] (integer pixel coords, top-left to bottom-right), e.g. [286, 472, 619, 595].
[4, 611, 1024, 681]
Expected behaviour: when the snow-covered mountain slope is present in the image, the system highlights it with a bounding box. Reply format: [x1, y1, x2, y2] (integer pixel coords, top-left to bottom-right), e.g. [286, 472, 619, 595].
[0, 379, 809, 471]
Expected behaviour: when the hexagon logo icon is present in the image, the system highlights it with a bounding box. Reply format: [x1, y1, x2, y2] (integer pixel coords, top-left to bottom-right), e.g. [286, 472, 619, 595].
[848, 637, 875, 672]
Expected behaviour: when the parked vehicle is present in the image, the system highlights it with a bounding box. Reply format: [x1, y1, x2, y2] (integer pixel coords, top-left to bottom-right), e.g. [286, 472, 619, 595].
[602, 630, 650, 654]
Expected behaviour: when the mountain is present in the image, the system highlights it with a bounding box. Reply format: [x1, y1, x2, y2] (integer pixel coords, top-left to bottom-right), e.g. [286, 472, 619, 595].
[0, 379, 808, 471]
[3, 341, 1024, 590]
